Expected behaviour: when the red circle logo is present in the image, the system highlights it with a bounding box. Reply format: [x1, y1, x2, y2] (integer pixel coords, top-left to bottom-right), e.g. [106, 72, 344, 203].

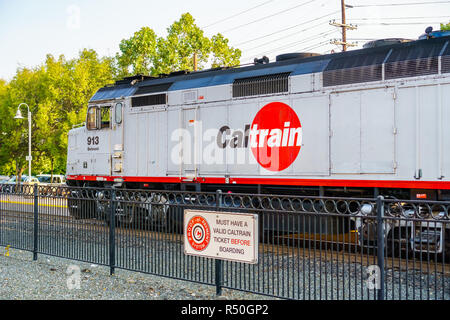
[186, 216, 211, 251]
[251, 102, 302, 172]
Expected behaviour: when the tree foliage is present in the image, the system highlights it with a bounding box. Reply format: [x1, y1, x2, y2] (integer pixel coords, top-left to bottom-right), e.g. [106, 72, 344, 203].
[0, 13, 241, 177]
[0, 50, 114, 176]
[116, 13, 241, 77]
[441, 22, 450, 31]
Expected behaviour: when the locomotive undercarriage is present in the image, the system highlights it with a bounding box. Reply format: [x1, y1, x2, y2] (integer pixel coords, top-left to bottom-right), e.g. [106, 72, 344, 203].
[65, 180, 450, 261]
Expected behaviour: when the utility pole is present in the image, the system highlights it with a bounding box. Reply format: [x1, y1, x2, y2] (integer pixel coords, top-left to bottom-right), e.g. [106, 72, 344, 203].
[330, 0, 357, 51]
[341, 0, 347, 51]
[193, 52, 198, 71]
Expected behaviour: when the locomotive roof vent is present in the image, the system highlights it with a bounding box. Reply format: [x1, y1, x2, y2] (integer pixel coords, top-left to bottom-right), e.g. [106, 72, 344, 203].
[114, 74, 155, 86]
[363, 38, 414, 49]
[254, 56, 270, 65]
[418, 26, 450, 40]
[276, 52, 320, 62]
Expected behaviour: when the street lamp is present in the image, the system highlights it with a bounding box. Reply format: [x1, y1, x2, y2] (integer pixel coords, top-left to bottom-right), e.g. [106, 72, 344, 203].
[14, 103, 32, 178]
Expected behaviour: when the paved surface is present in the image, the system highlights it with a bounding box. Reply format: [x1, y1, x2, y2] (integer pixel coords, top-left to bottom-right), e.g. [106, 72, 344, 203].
[0, 194, 68, 216]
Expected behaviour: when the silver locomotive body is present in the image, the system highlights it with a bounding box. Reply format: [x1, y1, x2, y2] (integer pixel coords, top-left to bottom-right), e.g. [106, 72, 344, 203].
[67, 36, 450, 198]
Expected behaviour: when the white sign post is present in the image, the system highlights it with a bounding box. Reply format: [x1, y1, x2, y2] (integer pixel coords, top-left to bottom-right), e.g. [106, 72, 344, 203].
[184, 210, 259, 264]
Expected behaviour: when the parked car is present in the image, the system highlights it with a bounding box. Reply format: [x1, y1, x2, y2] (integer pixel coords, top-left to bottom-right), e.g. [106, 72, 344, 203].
[1, 175, 39, 193]
[37, 174, 67, 196]
[0, 176, 11, 192]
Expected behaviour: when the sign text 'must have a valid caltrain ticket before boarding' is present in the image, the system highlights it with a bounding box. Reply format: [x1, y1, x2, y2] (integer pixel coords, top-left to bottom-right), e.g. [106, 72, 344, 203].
[184, 210, 259, 264]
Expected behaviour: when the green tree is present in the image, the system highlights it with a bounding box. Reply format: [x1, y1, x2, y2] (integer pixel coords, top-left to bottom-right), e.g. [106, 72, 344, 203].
[0, 49, 115, 178]
[40, 50, 115, 176]
[441, 22, 450, 31]
[116, 27, 158, 78]
[0, 66, 48, 180]
[116, 13, 241, 77]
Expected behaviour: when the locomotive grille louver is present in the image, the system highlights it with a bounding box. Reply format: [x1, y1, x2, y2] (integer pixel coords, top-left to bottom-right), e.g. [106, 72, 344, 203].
[323, 65, 383, 87]
[385, 57, 439, 79]
[232, 72, 290, 98]
[442, 55, 450, 74]
[132, 94, 167, 107]
[323, 49, 388, 87]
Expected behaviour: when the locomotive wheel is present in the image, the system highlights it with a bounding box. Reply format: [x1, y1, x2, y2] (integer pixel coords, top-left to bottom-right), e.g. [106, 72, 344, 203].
[68, 189, 97, 220]
[166, 206, 184, 234]
[68, 197, 83, 220]
[69, 198, 96, 220]
[117, 202, 138, 228]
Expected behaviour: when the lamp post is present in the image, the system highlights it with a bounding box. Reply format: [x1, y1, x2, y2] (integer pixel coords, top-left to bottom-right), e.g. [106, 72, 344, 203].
[14, 103, 32, 178]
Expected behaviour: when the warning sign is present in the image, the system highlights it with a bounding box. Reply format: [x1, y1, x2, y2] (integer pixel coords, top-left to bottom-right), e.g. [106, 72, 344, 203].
[184, 210, 259, 264]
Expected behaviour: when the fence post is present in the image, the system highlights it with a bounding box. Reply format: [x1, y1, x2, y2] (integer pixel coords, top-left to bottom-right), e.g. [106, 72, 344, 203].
[376, 195, 385, 300]
[33, 184, 38, 261]
[109, 187, 116, 276]
[215, 190, 223, 296]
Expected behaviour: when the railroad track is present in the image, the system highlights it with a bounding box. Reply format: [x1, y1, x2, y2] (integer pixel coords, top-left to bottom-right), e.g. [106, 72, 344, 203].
[1, 209, 449, 277]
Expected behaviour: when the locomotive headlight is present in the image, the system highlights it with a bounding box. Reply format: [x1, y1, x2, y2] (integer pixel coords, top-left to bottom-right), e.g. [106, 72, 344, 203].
[361, 204, 374, 216]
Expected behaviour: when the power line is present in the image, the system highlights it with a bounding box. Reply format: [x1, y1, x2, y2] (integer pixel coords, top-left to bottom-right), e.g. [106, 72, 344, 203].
[291, 40, 332, 53]
[222, 0, 320, 33]
[352, 1, 450, 7]
[245, 29, 337, 53]
[242, 22, 331, 52]
[347, 38, 379, 40]
[203, 0, 276, 29]
[349, 15, 450, 21]
[241, 29, 340, 60]
[234, 10, 341, 46]
[356, 22, 443, 25]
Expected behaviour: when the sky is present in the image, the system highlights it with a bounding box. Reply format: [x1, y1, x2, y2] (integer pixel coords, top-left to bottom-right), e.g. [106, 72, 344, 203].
[0, 0, 449, 81]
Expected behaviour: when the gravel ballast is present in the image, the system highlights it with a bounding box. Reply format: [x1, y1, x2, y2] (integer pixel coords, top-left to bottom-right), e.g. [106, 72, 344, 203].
[0, 248, 273, 300]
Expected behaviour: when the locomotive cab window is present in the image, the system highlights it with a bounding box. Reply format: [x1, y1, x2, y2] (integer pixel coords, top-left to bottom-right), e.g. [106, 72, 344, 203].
[115, 103, 123, 124]
[86, 106, 98, 130]
[100, 106, 111, 129]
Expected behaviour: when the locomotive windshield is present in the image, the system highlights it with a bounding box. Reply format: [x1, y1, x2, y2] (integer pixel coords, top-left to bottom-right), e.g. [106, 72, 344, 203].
[86, 106, 97, 130]
[86, 105, 111, 130]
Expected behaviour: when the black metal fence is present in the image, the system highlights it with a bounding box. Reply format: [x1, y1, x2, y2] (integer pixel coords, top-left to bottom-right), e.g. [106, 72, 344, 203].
[0, 184, 449, 300]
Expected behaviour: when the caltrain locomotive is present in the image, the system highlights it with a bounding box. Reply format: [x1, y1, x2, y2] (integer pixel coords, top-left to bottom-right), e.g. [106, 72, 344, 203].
[66, 30, 450, 254]
[67, 32, 450, 198]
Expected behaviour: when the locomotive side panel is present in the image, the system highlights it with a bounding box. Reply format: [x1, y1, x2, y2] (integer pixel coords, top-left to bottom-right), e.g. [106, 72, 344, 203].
[443, 83, 450, 180]
[223, 100, 258, 176]
[360, 88, 396, 174]
[87, 127, 111, 176]
[395, 83, 443, 182]
[290, 94, 329, 176]
[148, 110, 167, 177]
[124, 108, 168, 179]
[395, 86, 417, 181]
[124, 111, 140, 177]
[330, 91, 362, 174]
[417, 84, 439, 181]
[197, 103, 228, 176]
[136, 112, 149, 177]
[330, 88, 396, 175]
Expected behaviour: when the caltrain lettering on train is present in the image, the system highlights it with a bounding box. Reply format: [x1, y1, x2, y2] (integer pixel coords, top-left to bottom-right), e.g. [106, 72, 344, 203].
[215, 102, 303, 171]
